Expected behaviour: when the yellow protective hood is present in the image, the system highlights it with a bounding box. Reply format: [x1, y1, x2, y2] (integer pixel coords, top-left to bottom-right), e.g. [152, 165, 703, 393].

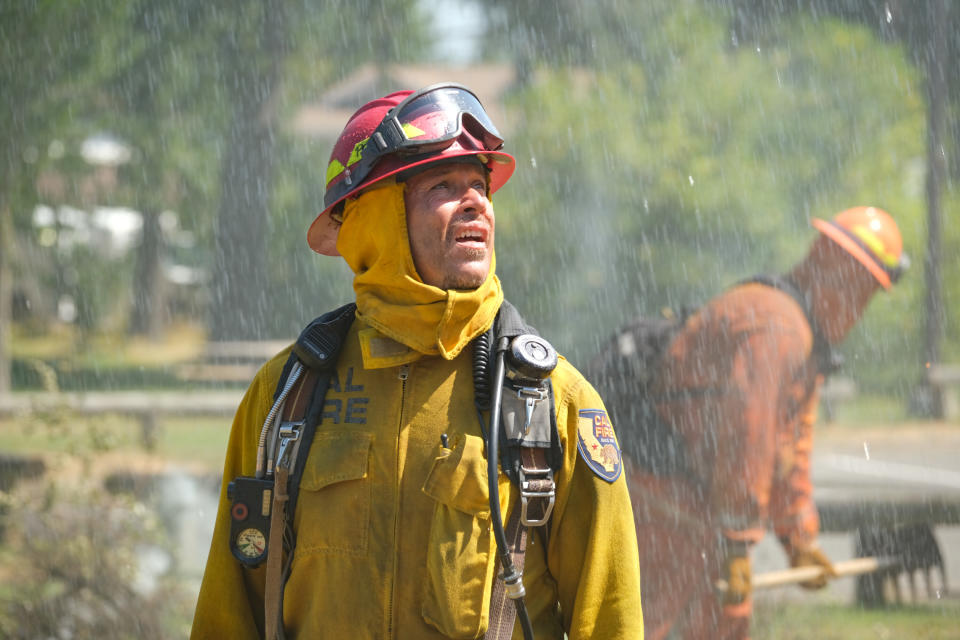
[335, 182, 503, 365]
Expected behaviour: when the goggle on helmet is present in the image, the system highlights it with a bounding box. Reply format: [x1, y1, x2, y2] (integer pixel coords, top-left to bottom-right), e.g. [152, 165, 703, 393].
[308, 83, 516, 256]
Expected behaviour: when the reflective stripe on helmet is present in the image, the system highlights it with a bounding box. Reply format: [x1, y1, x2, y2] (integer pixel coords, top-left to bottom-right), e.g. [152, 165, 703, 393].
[326, 158, 346, 186]
[848, 224, 900, 268]
[326, 122, 429, 188]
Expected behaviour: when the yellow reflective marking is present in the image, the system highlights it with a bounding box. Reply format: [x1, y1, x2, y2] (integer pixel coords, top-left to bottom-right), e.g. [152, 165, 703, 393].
[327, 123, 428, 187]
[347, 137, 369, 167]
[401, 122, 426, 138]
[850, 225, 898, 267]
[326, 158, 345, 186]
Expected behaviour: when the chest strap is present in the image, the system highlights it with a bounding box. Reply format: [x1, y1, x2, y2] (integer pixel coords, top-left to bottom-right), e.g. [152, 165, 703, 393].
[482, 307, 560, 640]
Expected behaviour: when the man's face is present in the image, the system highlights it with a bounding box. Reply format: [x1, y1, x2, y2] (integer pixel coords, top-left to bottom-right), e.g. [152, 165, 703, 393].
[404, 162, 494, 290]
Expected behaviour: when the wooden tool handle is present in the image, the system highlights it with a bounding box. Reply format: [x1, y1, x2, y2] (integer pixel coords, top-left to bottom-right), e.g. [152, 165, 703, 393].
[716, 556, 900, 592]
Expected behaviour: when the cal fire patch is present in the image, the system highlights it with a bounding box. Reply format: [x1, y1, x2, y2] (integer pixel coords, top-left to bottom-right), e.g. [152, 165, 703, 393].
[576, 409, 622, 483]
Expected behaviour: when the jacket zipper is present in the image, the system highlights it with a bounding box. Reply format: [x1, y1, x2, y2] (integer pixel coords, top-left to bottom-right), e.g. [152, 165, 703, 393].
[387, 363, 410, 638]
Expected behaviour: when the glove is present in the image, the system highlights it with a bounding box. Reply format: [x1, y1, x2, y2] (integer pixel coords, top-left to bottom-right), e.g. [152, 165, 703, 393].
[788, 544, 837, 590]
[721, 540, 752, 605]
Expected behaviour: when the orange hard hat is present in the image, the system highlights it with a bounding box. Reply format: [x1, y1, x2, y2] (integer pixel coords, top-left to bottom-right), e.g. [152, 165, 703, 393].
[811, 206, 907, 290]
[307, 83, 516, 256]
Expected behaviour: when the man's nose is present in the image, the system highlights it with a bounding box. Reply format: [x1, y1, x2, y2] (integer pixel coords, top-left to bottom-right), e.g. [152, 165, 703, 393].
[460, 184, 486, 211]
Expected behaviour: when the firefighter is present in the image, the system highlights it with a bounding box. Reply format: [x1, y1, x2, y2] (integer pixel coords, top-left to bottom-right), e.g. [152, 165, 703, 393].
[626, 207, 906, 640]
[190, 84, 643, 639]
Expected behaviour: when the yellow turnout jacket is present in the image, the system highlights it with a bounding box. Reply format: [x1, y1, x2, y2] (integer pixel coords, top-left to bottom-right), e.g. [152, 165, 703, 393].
[191, 318, 643, 639]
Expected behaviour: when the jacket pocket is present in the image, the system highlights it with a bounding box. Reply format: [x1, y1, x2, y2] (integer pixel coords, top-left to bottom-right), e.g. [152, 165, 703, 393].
[294, 430, 372, 557]
[420, 433, 497, 639]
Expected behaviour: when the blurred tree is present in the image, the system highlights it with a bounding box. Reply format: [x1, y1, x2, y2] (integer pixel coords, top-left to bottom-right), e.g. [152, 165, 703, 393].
[207, 0, 431, 340]
[207, 0, 288, 341]
[246, 0, 432, 339]
[91, 1, 223, 339]
[0, 210, 11, 393]
[0, 1, 120, 387]
[2, 0, 432, 355]
[488, 0, 928, 396]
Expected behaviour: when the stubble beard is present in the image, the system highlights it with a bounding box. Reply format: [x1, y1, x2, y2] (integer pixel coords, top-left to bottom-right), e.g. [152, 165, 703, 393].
[442, 247, 490, 290]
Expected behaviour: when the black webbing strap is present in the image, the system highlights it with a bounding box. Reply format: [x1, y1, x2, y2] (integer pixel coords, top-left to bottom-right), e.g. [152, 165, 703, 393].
[743, 274, 843, 376]
[285, 303, 357, 518]
[494, 301, 563, 479]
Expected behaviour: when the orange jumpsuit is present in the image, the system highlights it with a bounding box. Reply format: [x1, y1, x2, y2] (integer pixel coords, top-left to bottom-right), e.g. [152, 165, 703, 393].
[631, 283, 822, 640]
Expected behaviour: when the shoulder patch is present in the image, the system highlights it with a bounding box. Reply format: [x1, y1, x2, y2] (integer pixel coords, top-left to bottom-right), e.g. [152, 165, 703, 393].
[576, 409, 622, 483]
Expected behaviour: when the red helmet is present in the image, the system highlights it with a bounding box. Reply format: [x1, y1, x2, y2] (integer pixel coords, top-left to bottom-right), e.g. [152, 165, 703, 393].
[307, 83, 516, 255]
[811, 206, 908, 290]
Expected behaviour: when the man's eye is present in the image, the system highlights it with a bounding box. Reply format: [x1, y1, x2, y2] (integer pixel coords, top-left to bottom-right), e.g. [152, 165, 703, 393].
[430, 181, 448, 190]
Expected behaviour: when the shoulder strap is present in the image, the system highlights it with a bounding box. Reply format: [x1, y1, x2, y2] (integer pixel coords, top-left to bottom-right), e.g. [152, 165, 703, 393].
[742, 274, 843, 376]
[264, 302, 356, 640]
[285, 302, 357, 514]
[491, 300, 563, 481]
[495, 298, 537, 338]
[264, 367, 319, 640]
[484, 300, 559, 640]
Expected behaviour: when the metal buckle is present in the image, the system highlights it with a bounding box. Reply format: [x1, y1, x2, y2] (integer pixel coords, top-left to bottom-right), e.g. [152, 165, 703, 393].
[515, 386, 548, 433]
[275, 419, 305, 470]
[518, 463, 556, 527]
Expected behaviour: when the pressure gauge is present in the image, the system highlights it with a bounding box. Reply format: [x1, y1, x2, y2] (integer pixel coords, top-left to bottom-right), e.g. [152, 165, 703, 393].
[236, 527, 267, 560]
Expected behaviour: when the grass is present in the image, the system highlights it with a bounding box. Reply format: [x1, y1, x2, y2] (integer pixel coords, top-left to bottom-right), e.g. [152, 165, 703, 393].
[0, 413, 232, 473]
[11, 322, 206, 367]
[753, 599, 960, 639]
[820, 393, 911, 427]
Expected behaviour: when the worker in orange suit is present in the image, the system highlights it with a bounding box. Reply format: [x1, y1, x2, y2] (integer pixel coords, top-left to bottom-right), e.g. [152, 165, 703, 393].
[622, 207, 907, 639]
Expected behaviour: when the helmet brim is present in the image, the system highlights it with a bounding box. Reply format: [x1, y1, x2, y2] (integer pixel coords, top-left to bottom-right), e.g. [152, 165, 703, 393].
[308, 149, 515, 256]
[811, 217, 892, 290]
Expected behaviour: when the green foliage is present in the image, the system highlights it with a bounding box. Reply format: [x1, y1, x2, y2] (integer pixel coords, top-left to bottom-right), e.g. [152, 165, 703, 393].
[0, 481, 193, 639]
[494, 6, 931, 392]
[265, 137, 356, 335]
[752, 600, 960, 640]
[4, 0, 958, 392]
